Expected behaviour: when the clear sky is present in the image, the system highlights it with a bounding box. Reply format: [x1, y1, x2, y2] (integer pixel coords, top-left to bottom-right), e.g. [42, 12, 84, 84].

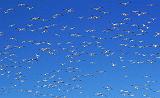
[0, 0, 160, 98]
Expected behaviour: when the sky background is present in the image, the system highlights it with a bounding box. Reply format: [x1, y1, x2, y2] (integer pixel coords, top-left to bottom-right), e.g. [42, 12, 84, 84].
[0, 0, 160, 98]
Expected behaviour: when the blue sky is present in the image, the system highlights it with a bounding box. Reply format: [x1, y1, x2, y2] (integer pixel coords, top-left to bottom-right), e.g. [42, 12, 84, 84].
[0, 0, 160, 98]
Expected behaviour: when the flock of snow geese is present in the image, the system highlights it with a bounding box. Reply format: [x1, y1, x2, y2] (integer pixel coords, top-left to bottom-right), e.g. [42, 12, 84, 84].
[0, 0, 160, 98]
